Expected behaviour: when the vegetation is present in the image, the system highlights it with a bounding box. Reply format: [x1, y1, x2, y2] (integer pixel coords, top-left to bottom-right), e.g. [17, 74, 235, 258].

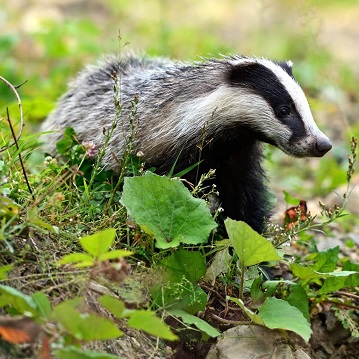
[0, 1, 358, 358]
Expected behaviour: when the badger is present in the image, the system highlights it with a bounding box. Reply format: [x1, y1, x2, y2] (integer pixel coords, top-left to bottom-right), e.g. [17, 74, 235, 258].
[41, 53, 332, 232]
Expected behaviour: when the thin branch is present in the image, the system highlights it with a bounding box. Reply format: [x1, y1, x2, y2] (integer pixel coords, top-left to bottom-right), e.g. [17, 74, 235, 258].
[0, 75, 25, 152]
[6, 107, 34, 200]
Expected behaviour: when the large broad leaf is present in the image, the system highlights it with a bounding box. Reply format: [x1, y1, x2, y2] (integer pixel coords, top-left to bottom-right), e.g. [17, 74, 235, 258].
[318, 272, 359, 294]
[229, 296, 312, 342]
[258, 297, 312, 343]
[120, 172, 217, 249]
[262, 280, 310, 321]
[307, 246, 340, 272]
[150, 248, 207, 314]
[158, 246, 207, 283]
[291, 263, 357, 281]
[290, 263, 325, 281]
[225, 219, 281, 267]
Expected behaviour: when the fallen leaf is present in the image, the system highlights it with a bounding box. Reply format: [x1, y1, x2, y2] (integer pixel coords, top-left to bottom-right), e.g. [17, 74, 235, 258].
[0, 316, 41, 344]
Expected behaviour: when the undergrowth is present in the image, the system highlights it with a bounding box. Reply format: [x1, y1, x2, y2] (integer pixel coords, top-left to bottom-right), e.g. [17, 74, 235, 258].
[0, 74, 358, 359]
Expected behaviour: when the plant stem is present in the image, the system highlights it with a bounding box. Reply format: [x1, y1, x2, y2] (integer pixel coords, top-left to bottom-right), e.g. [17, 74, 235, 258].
[239, 261, 245, 301]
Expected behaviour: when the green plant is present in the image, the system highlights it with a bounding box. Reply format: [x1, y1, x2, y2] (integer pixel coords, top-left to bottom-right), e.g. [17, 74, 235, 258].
[120, 172, 217, 249]
[0, 229, 177, 358]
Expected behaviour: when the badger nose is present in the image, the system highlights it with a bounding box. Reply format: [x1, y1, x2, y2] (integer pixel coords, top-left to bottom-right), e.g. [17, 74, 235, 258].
[314, 138, 332, 157]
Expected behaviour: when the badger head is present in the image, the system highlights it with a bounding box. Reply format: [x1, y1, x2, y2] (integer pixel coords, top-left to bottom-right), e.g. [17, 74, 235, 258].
[226, 58, 332, 157]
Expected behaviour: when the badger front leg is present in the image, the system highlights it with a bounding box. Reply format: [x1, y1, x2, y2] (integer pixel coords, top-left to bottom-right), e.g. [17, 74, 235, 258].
[212, 141, 270, 233]
[217, 170, 270, 233]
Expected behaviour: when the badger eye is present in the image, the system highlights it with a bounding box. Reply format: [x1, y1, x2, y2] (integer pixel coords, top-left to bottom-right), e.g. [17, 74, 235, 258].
[278, 106, 291, 117]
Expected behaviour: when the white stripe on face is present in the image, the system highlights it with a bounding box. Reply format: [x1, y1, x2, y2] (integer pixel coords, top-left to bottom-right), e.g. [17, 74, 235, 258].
[257, 59, 327, 139]
[228, 57, 331, 157]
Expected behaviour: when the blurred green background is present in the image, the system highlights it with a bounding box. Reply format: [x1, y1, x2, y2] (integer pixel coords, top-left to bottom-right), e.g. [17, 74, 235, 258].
[1, 0, 358, 198]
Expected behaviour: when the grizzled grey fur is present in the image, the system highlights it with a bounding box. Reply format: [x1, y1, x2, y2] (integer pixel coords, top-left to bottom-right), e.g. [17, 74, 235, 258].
[42, 53, 332, 232]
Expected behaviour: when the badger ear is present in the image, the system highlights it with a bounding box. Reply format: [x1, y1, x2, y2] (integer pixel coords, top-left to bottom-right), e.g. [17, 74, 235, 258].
[277, 60, 293, 77]
[228, 62, 263, 85]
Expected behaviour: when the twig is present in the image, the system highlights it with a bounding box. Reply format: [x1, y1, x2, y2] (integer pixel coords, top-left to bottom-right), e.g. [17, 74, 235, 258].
[334, 291, 359, 300]
[148, 337, 160, 359]
[210, 313, 252, 326]
[6, 108, 34, 200]
[0, 75, 25, 152]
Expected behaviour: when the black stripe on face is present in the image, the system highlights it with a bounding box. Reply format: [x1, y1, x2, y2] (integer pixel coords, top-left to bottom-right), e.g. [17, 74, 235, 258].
[228, 62, 307, 141]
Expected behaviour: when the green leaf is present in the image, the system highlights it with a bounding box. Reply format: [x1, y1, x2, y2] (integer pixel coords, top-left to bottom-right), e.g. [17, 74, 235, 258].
[261, 281, 279, 298]
[261, 280, 309, 321]
[56, 346, 122, 359]
[172, 161, 202, 178]
[225, 219, 281, 267]
[31, 292, 52, 318]
[151, 276, 207, 315]
[250, 276, 266, 304]
[318, 272, 359, 294]
[0, 196, 19, 219]
[120, 172, 217, 249]
[57, 253, 95, 267]
[77, 314, 123, 340]
[258, 297, 312, 342]
[285, 283, 310, 321]
[0, 284, 37, 316]
[56, 127, 77, 155]
[27, 207, 56, 233]
[283, 191, 301, 205]
[290, 263, 324, 281]
[291, 263, 357, 283]
[343, 260, 359, 272]
[168, 309, 220, 338]
[80, 228, 116, 256]
[150, 248, 207, 314]
[99, 295, 128, 319]
[127, 310, 178, 341]
[52, 298, 122, 340]
[98, 249, 134, 261]
[0, 265, 13, 280]
[309, 246, 340, 272]
[159, 247, 206, 283]
[203, 248, 232, 285]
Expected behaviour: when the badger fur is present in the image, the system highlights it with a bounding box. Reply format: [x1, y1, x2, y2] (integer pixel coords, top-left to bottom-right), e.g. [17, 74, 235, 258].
[41, 53, 332, 232]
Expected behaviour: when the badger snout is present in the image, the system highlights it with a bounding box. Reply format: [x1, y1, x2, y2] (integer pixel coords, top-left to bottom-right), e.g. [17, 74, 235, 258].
[313, 137, 332, 157]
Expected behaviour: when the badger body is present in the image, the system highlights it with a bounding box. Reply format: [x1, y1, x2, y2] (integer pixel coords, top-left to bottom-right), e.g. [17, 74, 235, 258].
[42, 54, 332, 232]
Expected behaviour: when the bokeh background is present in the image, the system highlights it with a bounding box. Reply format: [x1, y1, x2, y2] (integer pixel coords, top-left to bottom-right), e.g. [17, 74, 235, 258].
[1, 0, 359, 206]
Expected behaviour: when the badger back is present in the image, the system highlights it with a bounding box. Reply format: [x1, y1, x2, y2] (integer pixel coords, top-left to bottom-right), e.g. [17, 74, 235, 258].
[41, 55, 332, 171]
